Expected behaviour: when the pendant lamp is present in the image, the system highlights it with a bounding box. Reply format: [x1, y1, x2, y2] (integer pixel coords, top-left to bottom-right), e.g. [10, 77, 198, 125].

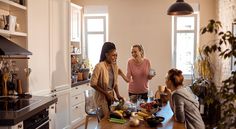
[167, 0, 194, 15]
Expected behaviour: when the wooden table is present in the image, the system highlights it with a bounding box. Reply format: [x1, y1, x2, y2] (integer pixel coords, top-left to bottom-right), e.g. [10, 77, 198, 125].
[97, 102, 185, 129]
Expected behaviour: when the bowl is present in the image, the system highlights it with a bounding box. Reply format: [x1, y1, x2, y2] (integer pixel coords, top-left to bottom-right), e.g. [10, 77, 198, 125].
[146, 116, 165, 127]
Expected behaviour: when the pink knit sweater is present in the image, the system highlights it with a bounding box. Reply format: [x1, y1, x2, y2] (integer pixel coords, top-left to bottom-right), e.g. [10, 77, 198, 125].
[127, 58, 150, 94]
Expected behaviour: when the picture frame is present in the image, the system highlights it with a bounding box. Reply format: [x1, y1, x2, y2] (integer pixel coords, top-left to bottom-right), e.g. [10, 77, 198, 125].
[232, 22, 236, 71]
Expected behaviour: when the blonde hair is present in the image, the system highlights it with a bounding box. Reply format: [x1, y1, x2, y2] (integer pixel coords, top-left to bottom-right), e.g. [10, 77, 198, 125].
[132, 44, 144, 57]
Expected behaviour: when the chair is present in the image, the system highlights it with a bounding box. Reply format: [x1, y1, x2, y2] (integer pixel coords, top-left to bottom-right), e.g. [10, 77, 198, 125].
[84, 89, 104, 129]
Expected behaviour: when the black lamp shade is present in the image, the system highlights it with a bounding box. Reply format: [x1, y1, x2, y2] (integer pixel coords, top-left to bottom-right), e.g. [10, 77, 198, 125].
[167, 0, 194, 15]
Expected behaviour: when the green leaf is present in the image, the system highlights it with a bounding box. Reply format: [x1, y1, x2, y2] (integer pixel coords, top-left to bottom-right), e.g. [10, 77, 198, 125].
[201, 28, 207, 34]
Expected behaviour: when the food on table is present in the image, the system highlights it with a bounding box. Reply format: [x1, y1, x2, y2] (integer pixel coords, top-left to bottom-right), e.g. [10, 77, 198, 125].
[110, 99, 126, 111]
[137, 111, 149, 118]
[123, 110, 132, 118]
[110, 110, 124, 119]
[109, 118, 126, 124]
[129, 116, 140, 127]
[131, 112, 144, 121]
[139, 100, 161, 114]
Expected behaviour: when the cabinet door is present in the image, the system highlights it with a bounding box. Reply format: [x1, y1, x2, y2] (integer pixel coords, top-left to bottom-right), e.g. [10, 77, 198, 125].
[70, 3, 82, 43]
[49, 104, 56, 129]
[55, 89, 71, 129]
[28, 0, 51, 95]
[50, 0, 70, 91]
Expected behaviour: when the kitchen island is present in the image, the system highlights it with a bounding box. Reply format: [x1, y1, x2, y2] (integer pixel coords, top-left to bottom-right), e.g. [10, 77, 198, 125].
[0, 95, 57, 128]
[98, 102, 185, 129]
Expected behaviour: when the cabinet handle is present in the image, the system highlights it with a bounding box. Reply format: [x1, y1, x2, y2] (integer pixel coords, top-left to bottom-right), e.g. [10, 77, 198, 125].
[51, 90, 54, 93]
[51, 106, 54, 109]
[75, 87, 78, 89]
[75, 106, 78, 108]
[54, 89, 56, 92]
[75, 97, 78, 99]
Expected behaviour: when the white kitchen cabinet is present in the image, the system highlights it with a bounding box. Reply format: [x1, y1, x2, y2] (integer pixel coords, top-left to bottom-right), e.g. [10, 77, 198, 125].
[70, 83, 92, 128]
[49, 104, 56, 129]
[70, 3, 82, 43]
[28, 0, 71, 129]
[49, 0, 70, 92]
[28, 0, 70, 95]
[54, 89, 71, 129]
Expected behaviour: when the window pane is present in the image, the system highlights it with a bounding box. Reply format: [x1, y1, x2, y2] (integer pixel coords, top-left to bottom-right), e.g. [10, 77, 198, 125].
[87, 19, 104, 32]
[176, 33, 194, 75]
[176, 17, 194, 30]
[88, 34, 104, 67]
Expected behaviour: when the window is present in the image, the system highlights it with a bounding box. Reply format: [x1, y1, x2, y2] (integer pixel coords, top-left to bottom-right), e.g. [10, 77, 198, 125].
[84, 15, 107, 68]
[172, 14, 198, 79]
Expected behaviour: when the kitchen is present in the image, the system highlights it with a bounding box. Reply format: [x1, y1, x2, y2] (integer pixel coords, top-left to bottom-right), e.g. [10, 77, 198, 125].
[0, 0, 235, 129]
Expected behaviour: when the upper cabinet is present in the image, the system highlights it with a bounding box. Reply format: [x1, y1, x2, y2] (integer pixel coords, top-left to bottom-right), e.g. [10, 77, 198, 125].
[71, 3, 82, 42]
[0, 0, 27, 36]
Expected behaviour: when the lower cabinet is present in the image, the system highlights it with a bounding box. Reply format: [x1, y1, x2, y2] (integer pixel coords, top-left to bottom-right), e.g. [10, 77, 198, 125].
[49, 104, 56, 129]
[70, 83, 91, 128]
[54, 89, 71, 129]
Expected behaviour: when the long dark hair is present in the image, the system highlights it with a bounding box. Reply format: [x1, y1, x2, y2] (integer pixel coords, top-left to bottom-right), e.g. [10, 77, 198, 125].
[99, 42, 116, 62]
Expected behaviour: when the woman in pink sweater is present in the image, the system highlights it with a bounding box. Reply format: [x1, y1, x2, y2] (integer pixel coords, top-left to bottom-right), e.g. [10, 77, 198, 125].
[119, 44, 155, 100]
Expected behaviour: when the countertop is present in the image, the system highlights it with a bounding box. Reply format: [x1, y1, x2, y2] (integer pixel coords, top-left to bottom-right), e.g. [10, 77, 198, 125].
[0, 95, 58, 126]
[98, 102, 185, 129]
[71, 79, 90, 87]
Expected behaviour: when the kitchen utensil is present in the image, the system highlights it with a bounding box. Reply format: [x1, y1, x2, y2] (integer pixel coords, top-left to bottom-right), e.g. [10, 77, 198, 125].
[2, 73, 9, 96]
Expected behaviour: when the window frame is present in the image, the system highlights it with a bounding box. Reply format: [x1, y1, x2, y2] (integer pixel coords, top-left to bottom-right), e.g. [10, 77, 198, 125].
[84, 15, 107, 66]
[172, 14, 198, 79]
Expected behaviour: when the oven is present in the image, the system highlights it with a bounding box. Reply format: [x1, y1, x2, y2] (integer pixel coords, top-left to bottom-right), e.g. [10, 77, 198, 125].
[23, 108, 49, 129]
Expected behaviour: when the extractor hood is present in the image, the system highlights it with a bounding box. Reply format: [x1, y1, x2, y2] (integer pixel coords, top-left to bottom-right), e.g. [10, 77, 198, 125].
[0, 35, 32, 56]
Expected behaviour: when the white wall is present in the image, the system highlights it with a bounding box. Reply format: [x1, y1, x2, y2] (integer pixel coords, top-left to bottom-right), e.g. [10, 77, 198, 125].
[73, 0, 216, 99]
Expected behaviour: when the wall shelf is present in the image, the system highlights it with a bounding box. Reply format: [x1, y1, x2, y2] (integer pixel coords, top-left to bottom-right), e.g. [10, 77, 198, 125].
[0, 0, 26, 11]
[0, 29, 27, 36]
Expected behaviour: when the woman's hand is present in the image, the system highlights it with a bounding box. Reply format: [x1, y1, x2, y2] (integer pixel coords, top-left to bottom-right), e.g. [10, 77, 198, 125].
[106, 93, 116, 104]
[148, 74, 155, 80]
[117, 95, 124, 101]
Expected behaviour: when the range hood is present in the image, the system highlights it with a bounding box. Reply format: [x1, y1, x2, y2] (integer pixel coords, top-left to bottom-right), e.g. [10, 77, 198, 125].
[0, 35, 32, 56]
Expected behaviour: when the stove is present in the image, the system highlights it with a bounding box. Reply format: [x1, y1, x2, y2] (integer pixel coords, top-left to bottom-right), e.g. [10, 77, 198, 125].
[0, 96, 41, 112]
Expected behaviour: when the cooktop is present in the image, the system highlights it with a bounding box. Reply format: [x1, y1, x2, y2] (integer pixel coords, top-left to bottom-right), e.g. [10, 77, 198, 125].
[0, 96, 41, 112]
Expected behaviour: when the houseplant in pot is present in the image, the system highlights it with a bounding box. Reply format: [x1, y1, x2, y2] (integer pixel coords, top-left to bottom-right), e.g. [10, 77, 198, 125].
[200, 19, 236, 129]
[191, 46, 220, 128]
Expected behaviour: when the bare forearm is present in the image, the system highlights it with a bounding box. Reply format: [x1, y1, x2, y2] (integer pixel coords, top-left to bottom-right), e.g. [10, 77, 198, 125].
[118, 69, 129, 82]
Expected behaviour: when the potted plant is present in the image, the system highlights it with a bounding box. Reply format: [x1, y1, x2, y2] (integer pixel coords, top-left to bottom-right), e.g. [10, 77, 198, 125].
[191, 46, 220, 128]
[200, 19, 236, 129]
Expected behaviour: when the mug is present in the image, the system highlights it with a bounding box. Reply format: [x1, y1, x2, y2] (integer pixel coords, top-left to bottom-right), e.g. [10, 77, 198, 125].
[149, 68, 156, 76]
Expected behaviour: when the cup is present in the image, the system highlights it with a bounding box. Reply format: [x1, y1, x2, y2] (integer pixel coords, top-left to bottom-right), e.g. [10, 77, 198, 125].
[148, 90, 154, 101]
[149, 68, 156, 76]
